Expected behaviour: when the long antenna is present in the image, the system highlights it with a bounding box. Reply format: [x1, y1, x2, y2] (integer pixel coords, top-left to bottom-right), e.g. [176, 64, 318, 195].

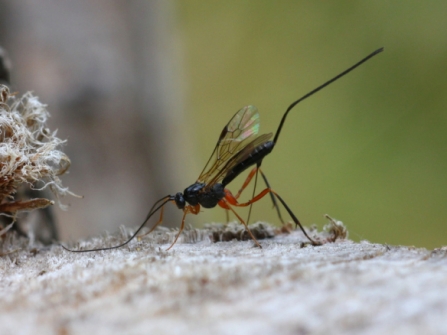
[61, 195, 172, 253]
[273, 47, 383, 145]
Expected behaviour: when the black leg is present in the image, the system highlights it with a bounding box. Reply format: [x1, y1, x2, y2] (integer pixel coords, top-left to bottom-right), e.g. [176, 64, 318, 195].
[259, 169, 285, 224]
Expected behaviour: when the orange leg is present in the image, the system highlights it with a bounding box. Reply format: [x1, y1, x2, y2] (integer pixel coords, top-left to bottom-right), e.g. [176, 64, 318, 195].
[221, 187, 320, 246]
[138, 202, 166, 239]
[225, 166, 258, 222]
[223, 187, 271, 207]
[234, 166, 258, 199]
[166, 204, 200, 251]
[218, 199, 261, 248]
[229, 166, 285, 225]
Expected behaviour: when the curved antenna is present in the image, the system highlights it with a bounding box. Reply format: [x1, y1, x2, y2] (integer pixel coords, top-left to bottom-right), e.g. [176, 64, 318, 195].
[61, 195, 173, 253]
[273, 47, 384, 145]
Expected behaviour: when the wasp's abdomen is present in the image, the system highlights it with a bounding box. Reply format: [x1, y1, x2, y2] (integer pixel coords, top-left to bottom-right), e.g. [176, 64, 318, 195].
[222, 141, 274, 186]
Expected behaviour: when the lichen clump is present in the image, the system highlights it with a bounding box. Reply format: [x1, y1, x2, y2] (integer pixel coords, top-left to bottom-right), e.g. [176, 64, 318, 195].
[0, 85, 71, 212]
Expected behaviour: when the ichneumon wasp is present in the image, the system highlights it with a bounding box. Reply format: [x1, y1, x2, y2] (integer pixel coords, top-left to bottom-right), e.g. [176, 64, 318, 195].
[62, 47, 383, 252]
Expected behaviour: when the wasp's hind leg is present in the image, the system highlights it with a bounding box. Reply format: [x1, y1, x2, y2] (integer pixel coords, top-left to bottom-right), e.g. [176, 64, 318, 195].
[259, 169, 286, 226]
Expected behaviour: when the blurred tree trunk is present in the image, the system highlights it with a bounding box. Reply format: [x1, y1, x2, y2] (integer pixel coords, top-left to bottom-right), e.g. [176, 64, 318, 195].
[0, 0, 193, 240]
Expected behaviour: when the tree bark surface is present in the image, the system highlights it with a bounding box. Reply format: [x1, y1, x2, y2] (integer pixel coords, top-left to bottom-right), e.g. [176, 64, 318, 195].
[0, 228, 446, 335]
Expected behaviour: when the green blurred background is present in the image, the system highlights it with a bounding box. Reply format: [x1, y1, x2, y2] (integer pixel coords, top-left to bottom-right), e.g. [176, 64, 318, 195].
[175, 1, 447, 248]
[1, 1, 446, 249]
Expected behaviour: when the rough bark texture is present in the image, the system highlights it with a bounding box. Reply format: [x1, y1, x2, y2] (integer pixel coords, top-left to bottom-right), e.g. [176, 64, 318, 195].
[0, 225, 446, 335]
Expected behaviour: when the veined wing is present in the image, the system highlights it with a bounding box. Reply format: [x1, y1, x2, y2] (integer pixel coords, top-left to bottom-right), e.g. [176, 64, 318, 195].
[210, 132, 272, 187]
[197, 105, 261, 184]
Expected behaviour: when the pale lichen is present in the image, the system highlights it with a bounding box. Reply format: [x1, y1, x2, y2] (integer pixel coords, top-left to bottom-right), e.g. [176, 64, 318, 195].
[0, 84, 72, 217]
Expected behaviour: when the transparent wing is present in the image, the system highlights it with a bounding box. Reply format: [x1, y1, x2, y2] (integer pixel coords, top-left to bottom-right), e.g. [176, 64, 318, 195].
[197, 105, 262, 185]
[215, 132, 272, 185]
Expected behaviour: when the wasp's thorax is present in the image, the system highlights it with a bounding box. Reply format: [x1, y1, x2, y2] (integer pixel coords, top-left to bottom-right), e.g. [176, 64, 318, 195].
[173, 182, 226, 210]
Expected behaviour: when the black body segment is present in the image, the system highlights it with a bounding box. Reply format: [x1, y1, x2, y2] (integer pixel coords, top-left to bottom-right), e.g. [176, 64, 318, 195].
[181, 182, 226, 209]
[174, 192, 185, 209]
[222, 141, 275, 186]
[183, 182, 206, 205]
[198, 183, 225, 208]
